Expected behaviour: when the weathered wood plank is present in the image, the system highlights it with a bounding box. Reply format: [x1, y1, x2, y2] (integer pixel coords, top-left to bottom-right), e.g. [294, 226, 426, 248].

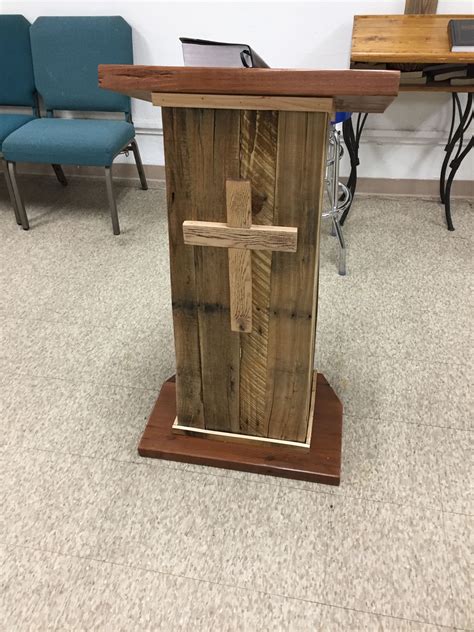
[238, 110, 279, 437]
[193, 109, 241, 432]
[226, 180, 252, 333]
[265, 110, 329, 442]
[162, 107, 204, 427]
[182, 221, 297, 251]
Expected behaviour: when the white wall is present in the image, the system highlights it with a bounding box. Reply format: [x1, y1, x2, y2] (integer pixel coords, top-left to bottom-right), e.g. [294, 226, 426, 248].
[2, 0, 473, 181]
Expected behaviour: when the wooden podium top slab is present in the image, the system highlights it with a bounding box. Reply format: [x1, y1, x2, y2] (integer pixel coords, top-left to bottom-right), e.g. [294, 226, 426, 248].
[352, 15, 474, 64]
[98, 65, 400, 113]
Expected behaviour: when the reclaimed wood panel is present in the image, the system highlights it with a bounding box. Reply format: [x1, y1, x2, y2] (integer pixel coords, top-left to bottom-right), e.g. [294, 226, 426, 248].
[163, 107, 241, 432]
[193, 109, 241, 432]
[265, 111, 329, 442]
[351, 15, 474, 64]
[160, 105, 330, 442]
[162, 107, 204, 427]
[239, 110, 278, 437]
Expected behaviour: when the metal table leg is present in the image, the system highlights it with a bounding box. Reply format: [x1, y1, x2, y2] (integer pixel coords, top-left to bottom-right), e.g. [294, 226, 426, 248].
[340, 113, 368, 226]
[439, 92, 473, 231]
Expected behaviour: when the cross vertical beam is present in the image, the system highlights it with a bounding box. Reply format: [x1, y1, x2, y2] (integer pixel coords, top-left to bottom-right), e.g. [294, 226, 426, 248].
[226, 180, 253, 333]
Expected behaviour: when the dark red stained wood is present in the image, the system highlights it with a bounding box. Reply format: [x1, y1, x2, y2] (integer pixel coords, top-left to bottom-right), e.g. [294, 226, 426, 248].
[138, 372, 343, 485]
[98, 65, 400, 113]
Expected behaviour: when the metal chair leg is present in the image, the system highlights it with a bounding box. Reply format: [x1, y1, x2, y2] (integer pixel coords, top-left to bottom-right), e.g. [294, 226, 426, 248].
[2, 157, 22, 225]
[105, 166, 120, 235]
[332, 216, 346, 276]
[52, 163, 68, 186]
[130, 139, 148, 190]
[7, 162, 29, 230]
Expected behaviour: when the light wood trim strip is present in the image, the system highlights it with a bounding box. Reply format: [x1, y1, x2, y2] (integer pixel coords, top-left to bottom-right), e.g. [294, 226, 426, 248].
[172, 417, 310, 449]
[152, 92, 335, 113]
[183, 221, 298, 252]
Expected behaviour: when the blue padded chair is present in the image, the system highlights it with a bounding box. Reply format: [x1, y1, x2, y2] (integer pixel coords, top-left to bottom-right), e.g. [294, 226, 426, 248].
[4, 16, 147, 234]
[0, 15, 40, 226]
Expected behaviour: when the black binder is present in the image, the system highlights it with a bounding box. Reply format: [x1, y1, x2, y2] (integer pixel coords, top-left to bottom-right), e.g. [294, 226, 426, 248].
[180, 37, 269, 68]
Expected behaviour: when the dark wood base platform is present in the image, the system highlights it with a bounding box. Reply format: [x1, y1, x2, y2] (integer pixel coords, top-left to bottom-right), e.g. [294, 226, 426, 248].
[138, 372, 343, 485]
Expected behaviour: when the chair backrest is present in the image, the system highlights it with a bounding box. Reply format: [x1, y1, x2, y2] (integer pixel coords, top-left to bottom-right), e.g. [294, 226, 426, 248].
[30, 16, 132, 114]
[0, 15, 36, 108]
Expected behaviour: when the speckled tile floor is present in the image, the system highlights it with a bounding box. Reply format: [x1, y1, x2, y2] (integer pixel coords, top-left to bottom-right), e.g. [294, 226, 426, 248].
[0, 175, 472, 631]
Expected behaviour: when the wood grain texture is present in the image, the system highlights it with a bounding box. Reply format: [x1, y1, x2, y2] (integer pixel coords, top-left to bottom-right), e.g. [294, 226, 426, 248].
[99, 65, 400, 113]
[152, 92, 334, 112]
[265, 110, 329, 442]
[163, 107, 241, 432]
[182, 221, 297, 251]
[193, 109, 241, 432]
[351, 15, 474, 64]
[226, 180, 252, 333]
[162, 107, 204, 428]
[138, 373, 343, 485]
[404, 0, 438, 14]
[239, 110, 278, 437]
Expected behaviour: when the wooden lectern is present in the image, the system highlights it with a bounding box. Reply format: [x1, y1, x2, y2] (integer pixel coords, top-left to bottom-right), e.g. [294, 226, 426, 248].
[99, 65, 400, 484]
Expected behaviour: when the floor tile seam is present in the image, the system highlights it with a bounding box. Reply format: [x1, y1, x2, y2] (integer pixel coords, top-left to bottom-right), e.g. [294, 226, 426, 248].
[0, 313, 130, 334]
[5, 542, 458, 630]
[0, 311, 470, 373]
[439, 508, 460, 629]
[0, 312, 121, 332]
[317, 353, 469, 370]
[317, 340, 474, 357]
[342, 412, 474, 434]
[0, 365, 470, 434]
[5, 442, 446, 514]
[326, 409, 472, 433]
[441, 508, 474, 518]
[0, 367, 160, 395]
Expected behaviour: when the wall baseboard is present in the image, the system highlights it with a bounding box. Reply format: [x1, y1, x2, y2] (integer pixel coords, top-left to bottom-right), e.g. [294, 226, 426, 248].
[355, 177, 473, 199]
[16, 162, 167, 188]
[16, 162, 473, 199]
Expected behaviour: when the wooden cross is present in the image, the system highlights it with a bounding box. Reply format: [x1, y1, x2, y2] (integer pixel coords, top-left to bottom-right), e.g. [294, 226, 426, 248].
[183, 179, 298, 333]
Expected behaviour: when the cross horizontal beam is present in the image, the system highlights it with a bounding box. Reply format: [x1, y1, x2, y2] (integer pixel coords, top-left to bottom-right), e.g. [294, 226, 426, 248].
[182, 221, 298, 252]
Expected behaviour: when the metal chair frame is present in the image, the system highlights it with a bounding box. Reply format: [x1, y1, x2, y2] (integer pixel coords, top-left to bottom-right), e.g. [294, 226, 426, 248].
[7, 136, 147, 235]
[1, 154, 22, 224]
[323, 126, 351, 276]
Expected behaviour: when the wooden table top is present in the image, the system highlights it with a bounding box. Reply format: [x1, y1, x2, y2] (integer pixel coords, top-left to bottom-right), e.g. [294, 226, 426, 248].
[98, 65, 400, 113]
[352, 14, 474, 64]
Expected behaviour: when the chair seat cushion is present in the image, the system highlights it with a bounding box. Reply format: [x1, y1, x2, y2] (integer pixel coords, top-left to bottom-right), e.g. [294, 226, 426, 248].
[3, 118, 135, 166]
[0, 114, 35, 147]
